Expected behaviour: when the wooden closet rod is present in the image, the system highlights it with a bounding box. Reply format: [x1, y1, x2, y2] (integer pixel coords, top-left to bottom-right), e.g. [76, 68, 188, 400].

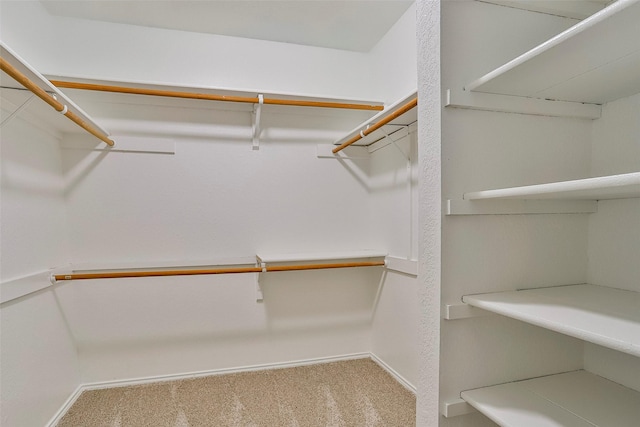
[332, 97, 418, 154]
[0, 59, 115, 146]
[49, 80, 385, 111]
[52, 260, 385, 281]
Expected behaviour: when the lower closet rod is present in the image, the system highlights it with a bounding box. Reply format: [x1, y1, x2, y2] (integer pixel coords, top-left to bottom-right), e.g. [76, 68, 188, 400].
[52, 261, 385, 281]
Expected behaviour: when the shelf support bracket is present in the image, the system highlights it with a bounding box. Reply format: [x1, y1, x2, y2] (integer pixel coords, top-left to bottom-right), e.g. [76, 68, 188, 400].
[255, 262, 266, 302]
[441, 398, 477, 418]
[252, 94, 264, 150]
[444, 303, 491, 320]
[1, 93, 35, 128]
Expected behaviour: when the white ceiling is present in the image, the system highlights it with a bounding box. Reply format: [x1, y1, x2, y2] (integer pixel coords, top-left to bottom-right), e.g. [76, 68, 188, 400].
[38, 0, 415, 53]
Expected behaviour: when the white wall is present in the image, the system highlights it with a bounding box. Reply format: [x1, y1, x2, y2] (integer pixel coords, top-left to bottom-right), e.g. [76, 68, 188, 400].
[0, 113, 80, 426]
[0, 1, 375, 102]
[369, 2, 418, 105]
[53, 98, 382, 383]
[439, 2, 590, 426]
[585, 93, 640, 392]
[1, 0, 422, 421]
[370, 129, 419, 388]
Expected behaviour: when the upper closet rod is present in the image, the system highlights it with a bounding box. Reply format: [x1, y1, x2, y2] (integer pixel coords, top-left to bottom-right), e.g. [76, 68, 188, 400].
[0, 58, 115, 146]
[52, 260, 385, 281]
[332, 97, 417, 154]
[49, 80, 385, 111]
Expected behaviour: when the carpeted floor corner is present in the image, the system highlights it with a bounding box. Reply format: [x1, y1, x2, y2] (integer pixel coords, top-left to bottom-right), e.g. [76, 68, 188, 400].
[57, 358, 416, 426]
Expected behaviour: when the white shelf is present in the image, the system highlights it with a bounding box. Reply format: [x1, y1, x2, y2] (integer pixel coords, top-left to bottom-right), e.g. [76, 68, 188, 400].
[463, 284, 640, 357]
[464, 172, 640, 201]
[0, 42, 111, 137]
[462, 370, 640, 427]
[466, 0, 640, 104]
[332, 91, 417, 147]
[256, 250, 387, 264]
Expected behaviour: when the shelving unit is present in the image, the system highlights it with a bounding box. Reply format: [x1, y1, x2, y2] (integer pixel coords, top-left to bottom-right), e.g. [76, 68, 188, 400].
[444, 1, 640, 425]
[446, 0, 640, 116]
[466, 0, 640, 104]
[462, 370, 640, 427]
[463, 284, 640, 357]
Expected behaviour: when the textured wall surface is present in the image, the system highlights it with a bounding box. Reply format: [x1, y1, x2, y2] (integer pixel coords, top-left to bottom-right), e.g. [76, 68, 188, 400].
[416, 1, 441, 425]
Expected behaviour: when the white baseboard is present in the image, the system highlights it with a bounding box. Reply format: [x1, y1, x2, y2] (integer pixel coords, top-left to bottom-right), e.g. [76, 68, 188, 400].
[47, 352, 415, 425]
[46, 385, 84, 427]
[369, 353, 417, 394]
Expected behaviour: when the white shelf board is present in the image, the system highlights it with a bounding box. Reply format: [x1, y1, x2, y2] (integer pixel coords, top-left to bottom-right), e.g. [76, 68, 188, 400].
[445, 87, 601, 119]
[256, 250, 387, 264]
[480, 1, 610, 20]
[462, 370, 640, 427]
[467, 0, 640, 104]
[333, 91, 417, 147]
[0, 42, 111, 138]
[464, 172, 640, 201]
[446, 199, 598, 215]
[463, 284, 640, 357]
[1, 270, 54, 304]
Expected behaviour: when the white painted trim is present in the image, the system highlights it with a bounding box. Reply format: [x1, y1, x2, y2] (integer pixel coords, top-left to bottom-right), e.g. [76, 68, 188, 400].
[45, 385, 84, 427]
[385, 256, 418, 276]
[444, 303, 491, 320]
[369, 353, 416, 394]
[0, 269, 54, 304]
[441, 398, 477, 418]
[445, 88, 601, 119]
[446, 199, 598, 215]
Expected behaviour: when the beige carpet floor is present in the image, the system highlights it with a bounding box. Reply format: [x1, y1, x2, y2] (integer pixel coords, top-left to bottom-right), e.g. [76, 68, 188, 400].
[57, 358, 416, 426]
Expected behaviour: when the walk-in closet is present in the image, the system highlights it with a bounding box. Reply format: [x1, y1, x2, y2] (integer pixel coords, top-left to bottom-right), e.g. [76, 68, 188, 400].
[1, 1, 639, 426]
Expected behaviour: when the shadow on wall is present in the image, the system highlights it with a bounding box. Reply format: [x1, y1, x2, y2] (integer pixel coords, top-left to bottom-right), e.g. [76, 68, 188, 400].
[52, 267, 386, 349]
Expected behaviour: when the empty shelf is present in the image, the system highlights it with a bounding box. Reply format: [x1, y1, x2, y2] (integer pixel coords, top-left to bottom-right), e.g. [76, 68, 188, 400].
[464, 172, 640, 201]
[463, 284, 640, 357]
[256, 250, 387, 264]
[467, 0, 640, 104]
[462, 370, 640, 427]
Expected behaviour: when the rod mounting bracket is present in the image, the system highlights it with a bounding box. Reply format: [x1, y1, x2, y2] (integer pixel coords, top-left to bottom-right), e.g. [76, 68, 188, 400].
[252, 94, 264, 150]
